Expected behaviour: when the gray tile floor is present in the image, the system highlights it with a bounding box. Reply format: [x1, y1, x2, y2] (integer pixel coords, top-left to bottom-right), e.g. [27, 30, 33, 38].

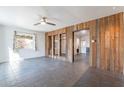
[74, 68, 124, 87]
[0, 54, 124, 87]
[0, 55, 89, 87]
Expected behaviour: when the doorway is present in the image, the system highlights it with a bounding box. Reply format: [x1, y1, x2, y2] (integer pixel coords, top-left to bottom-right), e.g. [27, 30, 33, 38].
[73, 30, 90, 64]
[48, 36, 52, 57]
[53, 35, 59, 57]
[60, 33, 66, 57]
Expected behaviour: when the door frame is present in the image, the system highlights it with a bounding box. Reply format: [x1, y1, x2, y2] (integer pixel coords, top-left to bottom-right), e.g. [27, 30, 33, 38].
[73, 29, 91, 64]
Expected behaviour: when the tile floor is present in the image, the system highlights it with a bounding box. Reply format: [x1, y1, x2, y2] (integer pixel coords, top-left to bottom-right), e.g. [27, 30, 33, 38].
[0, 54, 124, 87]
[74, 68, 124, 87]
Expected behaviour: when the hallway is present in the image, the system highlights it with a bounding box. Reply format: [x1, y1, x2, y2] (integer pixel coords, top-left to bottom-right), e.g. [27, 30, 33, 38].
[74, 54, 89, 64]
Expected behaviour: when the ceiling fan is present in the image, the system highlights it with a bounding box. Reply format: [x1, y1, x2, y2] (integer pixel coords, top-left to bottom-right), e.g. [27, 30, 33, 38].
[34, 17, 56, 26]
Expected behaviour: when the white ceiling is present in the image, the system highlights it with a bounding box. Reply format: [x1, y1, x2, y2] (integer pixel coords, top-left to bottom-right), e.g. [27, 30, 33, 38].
[0, 6, 124, 32]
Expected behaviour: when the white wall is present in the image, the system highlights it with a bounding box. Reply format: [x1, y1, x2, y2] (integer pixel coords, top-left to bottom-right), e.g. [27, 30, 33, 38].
[0, 26, 7, 62]
[0, 25, 45, 63]
[79, 35, 90, 54]
[74, 30, 90, 55]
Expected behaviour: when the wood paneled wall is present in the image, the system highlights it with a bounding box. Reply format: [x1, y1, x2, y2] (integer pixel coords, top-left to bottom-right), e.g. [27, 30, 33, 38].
[97, 13, 124, 73]
[45, 12, 124, 74]
[45, 20, 97, 65]
[66, 26, 74, 62]
[45, 28, 66, 57]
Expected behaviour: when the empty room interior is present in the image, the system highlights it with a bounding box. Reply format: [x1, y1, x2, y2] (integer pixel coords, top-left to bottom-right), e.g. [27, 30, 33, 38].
[1, 6, 124, 87]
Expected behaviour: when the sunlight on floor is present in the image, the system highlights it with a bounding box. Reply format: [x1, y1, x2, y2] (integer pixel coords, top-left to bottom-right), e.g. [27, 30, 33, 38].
[8, 47, 24, 70]
[8, 47, 24, 61]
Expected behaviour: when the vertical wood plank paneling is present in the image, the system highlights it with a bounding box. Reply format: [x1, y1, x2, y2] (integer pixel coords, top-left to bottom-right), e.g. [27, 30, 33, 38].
[113, 15, 116, 72]
[99, 19, 102, 69]
[45, 12, 124, 74]
[114, 14, 119, 72]
[89, 20, 97, 67]
[105, 17, 110, 71]
[96, 19, 100, 68]
[119, 13, 124, 73]
[58, 34, 60, 57]
[98, 13, 123, 73]
[89, 22, 93, 67]
[99, 18, 106, 70]
[110, 15, 115, 72]
[45, 33, 48, 56]
[66, 26, 74, 62]
[104, 18, 108, 70]
[51, 35, 54, 57]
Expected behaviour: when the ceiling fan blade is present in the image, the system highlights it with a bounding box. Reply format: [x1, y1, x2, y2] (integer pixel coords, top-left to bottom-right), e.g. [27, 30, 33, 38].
[46, 22, 56, 26]
[34, 22, 41, 26]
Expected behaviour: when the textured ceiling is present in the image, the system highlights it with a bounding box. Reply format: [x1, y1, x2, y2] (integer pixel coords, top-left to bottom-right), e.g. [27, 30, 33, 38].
[0, 6, 123, 32]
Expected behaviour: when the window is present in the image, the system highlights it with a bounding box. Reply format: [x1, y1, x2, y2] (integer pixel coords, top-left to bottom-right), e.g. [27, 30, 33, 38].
[14, 31, 36, 50]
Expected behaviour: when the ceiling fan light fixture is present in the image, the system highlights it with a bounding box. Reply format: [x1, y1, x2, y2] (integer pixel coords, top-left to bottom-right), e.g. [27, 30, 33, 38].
[34, 16, 56, 26]
[41, 21, 46, 25]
